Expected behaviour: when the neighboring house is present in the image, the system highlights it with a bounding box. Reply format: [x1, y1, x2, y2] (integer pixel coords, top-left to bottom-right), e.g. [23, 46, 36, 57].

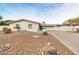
[9, 19, 40, 32]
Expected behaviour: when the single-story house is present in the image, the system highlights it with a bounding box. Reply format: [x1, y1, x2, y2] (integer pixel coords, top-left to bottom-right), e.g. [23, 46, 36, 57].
[1, 19, 79, 32]
[9, 19, 40, 32]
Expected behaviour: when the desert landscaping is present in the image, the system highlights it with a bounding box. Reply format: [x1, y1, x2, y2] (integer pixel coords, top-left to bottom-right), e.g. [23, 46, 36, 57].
[1, 3, 79, 55]
[0, 31, 74, 55]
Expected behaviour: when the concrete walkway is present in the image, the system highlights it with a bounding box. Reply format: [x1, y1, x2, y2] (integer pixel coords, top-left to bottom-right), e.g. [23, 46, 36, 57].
[49, 31, 79, 55]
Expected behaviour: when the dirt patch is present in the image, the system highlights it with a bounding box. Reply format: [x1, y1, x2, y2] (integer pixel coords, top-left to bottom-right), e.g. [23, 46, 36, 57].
[0, 31, 74, 55]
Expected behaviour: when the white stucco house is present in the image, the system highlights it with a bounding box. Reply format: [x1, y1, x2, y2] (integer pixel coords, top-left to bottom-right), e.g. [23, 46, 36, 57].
[9, 19, 40, 32]
[1, 19, 79, 32]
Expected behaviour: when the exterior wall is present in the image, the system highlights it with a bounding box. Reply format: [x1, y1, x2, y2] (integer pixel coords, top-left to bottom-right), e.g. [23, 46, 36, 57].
[45, 27, 54, 31]
[9, 21, 39, 32]
[46, 26, 79, 31]
[0, 26, 9, 31]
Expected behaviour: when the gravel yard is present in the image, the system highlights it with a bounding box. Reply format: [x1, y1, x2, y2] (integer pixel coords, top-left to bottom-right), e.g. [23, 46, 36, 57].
[0, 31, 74, 55]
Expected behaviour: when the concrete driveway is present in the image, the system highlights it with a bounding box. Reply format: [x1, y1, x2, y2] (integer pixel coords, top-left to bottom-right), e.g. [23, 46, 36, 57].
[49, 31, 79, 55]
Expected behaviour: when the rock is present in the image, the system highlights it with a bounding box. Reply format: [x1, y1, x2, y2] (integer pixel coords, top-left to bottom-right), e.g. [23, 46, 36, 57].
[0, 43, 11, 52]
[39, 43, 58, 55]
[33, 35, 39, 38]
[47, 42, 51, 46]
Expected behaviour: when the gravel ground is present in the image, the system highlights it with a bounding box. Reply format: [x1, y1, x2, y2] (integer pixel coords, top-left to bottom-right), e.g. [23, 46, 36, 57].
[0, 31, 74, 55]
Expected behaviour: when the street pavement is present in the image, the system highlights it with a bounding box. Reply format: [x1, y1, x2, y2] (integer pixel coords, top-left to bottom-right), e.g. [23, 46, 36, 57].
[48, 31, 79, 55]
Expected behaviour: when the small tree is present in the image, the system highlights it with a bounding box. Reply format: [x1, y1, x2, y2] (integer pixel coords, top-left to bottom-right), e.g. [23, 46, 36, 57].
[0, 21, 5, 25]
[39, 24, 43, 31]
[42, 21, 46, 31]
[15, 24, 21, 31]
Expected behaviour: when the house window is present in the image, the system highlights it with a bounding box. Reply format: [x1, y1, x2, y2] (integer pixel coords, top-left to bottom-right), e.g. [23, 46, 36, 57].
[16, 24, 20, 27]
[14, 24, 20, 29]
[28, 24, 32, 29]
[14, 24, 21, 31]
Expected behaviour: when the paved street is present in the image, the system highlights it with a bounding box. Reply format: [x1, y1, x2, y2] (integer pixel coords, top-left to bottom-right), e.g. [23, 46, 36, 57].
[49, 31, 79, 55]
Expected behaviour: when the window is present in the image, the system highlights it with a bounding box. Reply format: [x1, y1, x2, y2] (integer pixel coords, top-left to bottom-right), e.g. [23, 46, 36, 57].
[16, 24, 20, 27]
[14, 24, 20, 29]
[28, 24, 32, 29]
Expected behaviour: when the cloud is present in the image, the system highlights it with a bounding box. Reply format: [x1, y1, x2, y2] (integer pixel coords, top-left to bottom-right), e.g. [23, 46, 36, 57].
[0, 3, 79, 24]
[45, 3, 79, 24]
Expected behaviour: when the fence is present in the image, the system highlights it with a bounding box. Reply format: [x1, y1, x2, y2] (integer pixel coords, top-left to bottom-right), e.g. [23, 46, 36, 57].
[46, 25, 79, 31]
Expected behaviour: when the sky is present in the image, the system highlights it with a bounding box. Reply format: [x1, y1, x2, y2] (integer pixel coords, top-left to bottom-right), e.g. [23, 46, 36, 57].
[0, 3, 79, 24]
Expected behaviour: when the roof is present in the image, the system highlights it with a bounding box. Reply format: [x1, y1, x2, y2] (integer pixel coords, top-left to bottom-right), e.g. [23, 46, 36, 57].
[9, 19, 40, 24]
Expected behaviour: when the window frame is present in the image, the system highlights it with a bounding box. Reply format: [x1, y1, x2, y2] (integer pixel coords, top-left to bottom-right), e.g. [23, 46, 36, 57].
[16, 24, 20, 27]
[28, 24, 32, 29]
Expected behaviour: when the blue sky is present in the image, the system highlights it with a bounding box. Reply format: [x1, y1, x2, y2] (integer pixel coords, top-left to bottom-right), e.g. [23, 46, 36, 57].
[0, 3, 79, 24]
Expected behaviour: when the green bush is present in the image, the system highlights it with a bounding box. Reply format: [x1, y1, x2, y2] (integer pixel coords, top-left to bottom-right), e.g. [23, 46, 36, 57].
[42, 31, 48, 35]
[3, 28, 12, 34]
[76, 28, 79, 32]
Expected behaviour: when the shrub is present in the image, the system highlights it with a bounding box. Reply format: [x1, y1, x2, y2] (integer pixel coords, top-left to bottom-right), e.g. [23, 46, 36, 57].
[3, 27, 8, 31]
[42, 31, 48, 35]
[3, 28, 12, 34]
[76, 28, 79, 32]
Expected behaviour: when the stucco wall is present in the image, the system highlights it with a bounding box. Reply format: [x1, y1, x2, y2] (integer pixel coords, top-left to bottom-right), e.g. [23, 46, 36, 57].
[9, 21, 39, 32]
[0, 26, 9, 31]
[46, 26, 79, 31]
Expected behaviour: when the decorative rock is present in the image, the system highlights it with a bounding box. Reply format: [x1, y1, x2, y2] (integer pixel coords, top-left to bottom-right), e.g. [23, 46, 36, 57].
[33, 35, 39, 38]
[0, 43, 11, 53]
[47, 42, 51, 46]
[39, 43, 58, 55]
